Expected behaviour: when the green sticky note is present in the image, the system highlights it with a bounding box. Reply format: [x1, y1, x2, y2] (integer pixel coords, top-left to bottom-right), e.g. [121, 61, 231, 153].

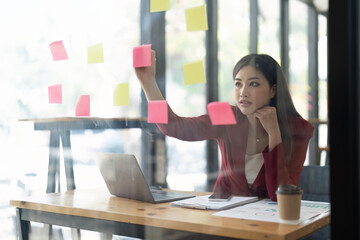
[88, 43, 104, 64]
[183, 60, 206, 85]
[150, 0, 170, 12]
[113, 83, 129, 106]
[185, 5, 208, 32]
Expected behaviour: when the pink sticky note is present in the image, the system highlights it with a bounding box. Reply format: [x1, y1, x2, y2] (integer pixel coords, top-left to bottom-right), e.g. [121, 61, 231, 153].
[133, 44, 152, 68]
[49, 40, 68, 61]
[48, 84, 62, 104]
[207, 102, 236, 125]
[148, 100, 168, 124]
[75, 95, 90, 117]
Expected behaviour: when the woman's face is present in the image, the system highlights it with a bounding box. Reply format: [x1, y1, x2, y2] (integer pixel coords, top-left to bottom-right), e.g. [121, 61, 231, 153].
[234, 65, 276, 116]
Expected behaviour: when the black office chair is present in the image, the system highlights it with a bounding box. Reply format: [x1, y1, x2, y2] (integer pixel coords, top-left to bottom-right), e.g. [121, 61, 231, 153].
[298, 165, 330, 240]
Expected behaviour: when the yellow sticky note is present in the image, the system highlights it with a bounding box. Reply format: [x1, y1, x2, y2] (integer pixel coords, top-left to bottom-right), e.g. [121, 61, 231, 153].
[114, 83, 129, 106]
[185, 5, 208, 32]
[183, 61, 206, 85]
[150, 0, 170, 12]
[88, 43, 104, 64]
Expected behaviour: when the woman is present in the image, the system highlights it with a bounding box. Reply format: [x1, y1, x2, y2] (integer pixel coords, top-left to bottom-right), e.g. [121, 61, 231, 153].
[135, 50, 313, 201]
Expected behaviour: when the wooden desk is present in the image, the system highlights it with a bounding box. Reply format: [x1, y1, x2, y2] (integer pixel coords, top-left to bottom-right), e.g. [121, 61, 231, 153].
[19, 117, 148, 193]
[10, 189, 330, 240]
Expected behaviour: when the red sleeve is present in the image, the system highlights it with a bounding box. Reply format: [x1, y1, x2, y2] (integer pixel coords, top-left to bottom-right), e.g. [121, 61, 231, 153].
[262, 118, 314, 201]
[156, 105, 225, 141]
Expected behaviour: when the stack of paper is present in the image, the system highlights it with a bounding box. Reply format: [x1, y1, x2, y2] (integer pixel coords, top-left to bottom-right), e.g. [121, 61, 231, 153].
[170, 195, 258, 210]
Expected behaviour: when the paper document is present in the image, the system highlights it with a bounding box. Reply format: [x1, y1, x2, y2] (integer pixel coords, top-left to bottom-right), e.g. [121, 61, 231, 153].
[170, 195, 258, 210]
[213, 199, 330, 225]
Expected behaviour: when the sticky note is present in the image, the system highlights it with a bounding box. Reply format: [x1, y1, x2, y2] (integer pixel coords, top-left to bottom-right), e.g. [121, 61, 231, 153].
[148, 100, 168, 124]
[114, 83, 130, 106]
[88, 43, 104, 64]
[308, 104, 313, 111]
[150, 0, 170, 12]
[207, 102, 237, 125]
[133, 44, 152, 68]
[185, 5, 208, 32]
[48, 84, 62, 104]
[75, 95, 90, 117]
[49, 40, 68, 61]
[183, 60, 206, 85]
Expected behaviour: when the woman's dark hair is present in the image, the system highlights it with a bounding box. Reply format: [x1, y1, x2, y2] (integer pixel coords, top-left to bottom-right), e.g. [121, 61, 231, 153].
[233, 53, 301, 164]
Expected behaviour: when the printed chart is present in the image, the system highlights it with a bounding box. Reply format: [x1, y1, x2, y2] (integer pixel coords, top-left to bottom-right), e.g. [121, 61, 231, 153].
[213, 199, 330, 225]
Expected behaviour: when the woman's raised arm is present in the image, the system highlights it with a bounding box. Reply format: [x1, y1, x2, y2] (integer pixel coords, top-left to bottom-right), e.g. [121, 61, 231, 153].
[134, 50, 165, 101]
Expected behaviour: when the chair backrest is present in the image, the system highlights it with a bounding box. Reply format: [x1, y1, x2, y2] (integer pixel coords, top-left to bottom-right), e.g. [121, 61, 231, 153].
[298, 165, 330, 202]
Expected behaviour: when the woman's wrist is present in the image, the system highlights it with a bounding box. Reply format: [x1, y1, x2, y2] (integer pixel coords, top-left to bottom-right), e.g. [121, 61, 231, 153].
[268, 127, 282, 151]
[140, 79, 165, 101]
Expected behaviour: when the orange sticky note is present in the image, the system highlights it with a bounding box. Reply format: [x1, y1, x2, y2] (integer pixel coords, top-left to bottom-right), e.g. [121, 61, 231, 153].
[113, 83, 129, 106]
[150, 0, 170, 12]
[133, 44, 152, 68]
[48, 84, 62, 104]
[49, 40, 68, 61]
[148, 100, 168, 124]
[183, 60, 206, 85]
[75, 95, 90, 117]
[185, 5, 208, 32]
[88, 43, 104, 64]
[207, 102, 236, 125]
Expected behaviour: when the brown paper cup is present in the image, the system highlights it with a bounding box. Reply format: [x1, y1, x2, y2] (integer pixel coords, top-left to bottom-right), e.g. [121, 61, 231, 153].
[277, 193, 302, 220]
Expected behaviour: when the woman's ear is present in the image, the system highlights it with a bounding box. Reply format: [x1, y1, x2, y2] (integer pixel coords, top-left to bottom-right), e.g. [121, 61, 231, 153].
[270, 84, 276, 98]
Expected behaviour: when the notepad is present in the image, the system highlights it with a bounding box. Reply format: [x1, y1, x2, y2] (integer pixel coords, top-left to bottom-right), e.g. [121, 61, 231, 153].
[148, 100, 168, 124]
[49, 40, 68, 61]
[207, 102, 237, 125]
[75, 95, 90, 116]
[88, 43, 104, 64]
[150, 0, 170, 12]
[183, 60, 206, 85]
[133, 44, 152, 68]
[170, 195, 258, 210]
[48, 84, 62, 104]
[185, 5, 208, 32]
[113, 83, 129, 106]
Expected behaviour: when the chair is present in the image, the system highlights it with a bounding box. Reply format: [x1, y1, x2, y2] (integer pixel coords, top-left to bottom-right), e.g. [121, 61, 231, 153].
[298, 165, 330, 240]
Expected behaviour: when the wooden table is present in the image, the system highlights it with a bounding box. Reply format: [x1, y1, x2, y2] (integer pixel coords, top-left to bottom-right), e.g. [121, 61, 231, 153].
[19, 117, 148, 193]
[10, 189, 330, 240]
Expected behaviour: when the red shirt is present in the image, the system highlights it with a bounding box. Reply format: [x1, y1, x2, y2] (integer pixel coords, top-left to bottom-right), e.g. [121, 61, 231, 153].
[157, 105, 314, 201]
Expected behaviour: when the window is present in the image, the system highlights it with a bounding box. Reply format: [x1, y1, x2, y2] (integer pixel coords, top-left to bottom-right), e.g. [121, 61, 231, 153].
[0, 0, 140, 238]
[218, 0, 250, 103]
[165, 0, 207, 191]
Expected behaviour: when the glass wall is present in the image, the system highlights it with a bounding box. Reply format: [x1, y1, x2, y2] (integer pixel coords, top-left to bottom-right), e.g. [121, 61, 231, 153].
[0, 0, 140, 239]
[0, 0, 329, 238]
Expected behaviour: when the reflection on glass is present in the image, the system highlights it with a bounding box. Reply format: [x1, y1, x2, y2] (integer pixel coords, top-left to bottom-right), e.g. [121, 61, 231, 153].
[165, 0, 207, 191]
[258, 0, 280, 60]
[289, 0, 309, 119]
[218, 0, 250, 103]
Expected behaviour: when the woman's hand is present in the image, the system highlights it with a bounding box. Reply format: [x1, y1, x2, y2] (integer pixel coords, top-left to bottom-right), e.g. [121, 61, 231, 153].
[254, 106, 279, 134]
[254, 106, 282, 151]
[134, 50, 157, 83]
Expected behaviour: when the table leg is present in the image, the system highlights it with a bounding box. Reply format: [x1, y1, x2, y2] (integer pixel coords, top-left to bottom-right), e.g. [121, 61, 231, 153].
[16, 208, 30, 240]
[60, 130, 76, 191]
[46, 131, 60, 193]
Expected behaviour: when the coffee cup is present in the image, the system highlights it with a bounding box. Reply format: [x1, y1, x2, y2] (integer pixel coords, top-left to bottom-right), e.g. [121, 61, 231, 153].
[276, 184, 303, 220]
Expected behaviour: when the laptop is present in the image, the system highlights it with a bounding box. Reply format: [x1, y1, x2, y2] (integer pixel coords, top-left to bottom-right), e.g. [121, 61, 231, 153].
[95, 152, 195, 203]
